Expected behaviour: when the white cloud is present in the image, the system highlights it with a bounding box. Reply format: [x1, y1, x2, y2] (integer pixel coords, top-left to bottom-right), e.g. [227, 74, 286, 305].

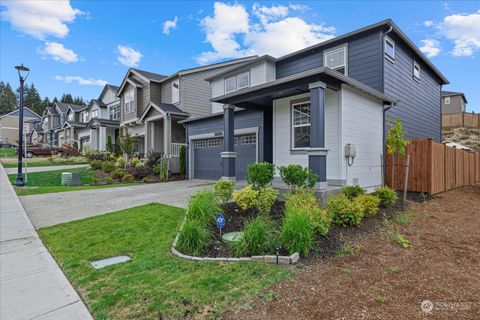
[38, 42, 79, 63]
[419, 39, 441, 57]
[162, 16, 178, 35]
[0, 0, 82, 39]
[196, 2, 335, 64]
[438, 10, 480, 56]
[116, 45, 143, 67]
[54, 75, 107, 86]
[424, 20, 434, 27]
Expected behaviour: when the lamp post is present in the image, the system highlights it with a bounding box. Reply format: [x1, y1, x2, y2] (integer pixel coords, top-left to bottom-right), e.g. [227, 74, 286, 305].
[15, 64, 30, 187]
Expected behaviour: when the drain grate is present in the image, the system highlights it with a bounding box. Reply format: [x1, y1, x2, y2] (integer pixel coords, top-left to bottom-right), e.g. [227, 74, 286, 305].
[90, 255, 131, 269]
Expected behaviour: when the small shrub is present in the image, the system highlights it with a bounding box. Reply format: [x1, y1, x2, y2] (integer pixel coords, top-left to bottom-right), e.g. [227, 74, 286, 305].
[179, 145, 186, 175]
[130, 166, 151, 179]
[104, 176, 113, 184]
[354, 194, 380, 217]
[235, 216, 272, 256]
[281, 208, 314, 256]
[145, 151, 163, 169]
[102, 161, 115, 173]
[214, 179, 234, 203]
[61, 144, 80, 157]
[327, 194, 364, 226]
[233, 185, 257, 211]
[278, 164, 318, 189]
[342, 185, 366, 200]
[177, 220, 211, 256]
[121, 173, 134, 183]
[375, 187, 398, 207]
[142, 176, 151, 183]
[89, 160, 103, 170]
[130, 157, 141, 167]
[115, 156, 126, 168]
[233, 185, 278, 215]
[186, 189, 220, 226]
[247, 162, 275, 189]
[111, 168, 125, 180]
[106, 136, 113, 153]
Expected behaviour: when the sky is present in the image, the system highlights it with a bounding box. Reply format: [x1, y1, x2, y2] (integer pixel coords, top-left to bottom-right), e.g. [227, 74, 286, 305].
[0, 0, 479, 112]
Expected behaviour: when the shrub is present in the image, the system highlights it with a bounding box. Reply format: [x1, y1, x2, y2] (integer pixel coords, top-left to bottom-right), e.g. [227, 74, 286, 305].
[106, 136, 113, 153]
[354, 194, 380, 217]
[327, 194, 364, 226]
[81, 145, 96, 158]
[130, 157, 141, 167]
[179, 145, 186, 175]
[121, 173, 134, 183]
[102, 161, 115, 173]
[375, 187, 398, 207]
[235, 216, 272, 256]
[89, 160, 103, 170]
[342, 185, 366, 200]
[214, 179, 234, 203]
[186, 189, 220, 226]
[111, 168, 125, 180]
[233, 185, 257, 211]
[281, 209, 314, 256]
[104, 176, 114, 184]
[135, 161, 145, 168]
[145, 151, 163, 169]
[130, 166, 152, 179]
[115, 156, 126, 168]
[142, 176, 151, 183]
[61, 144, 80, 157]
[233, 185, 278, 215]
[278, 164, 318, 189]
[247, 162, 275, 189]
[177, 220, 211, 256]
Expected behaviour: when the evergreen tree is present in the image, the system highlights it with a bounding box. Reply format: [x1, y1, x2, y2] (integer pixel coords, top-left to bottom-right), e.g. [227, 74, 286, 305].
[0, 81, 18, 115]
[73, 96, 85, 105]
[52, 97, 59, 103]
[61, 93, 74, 103]
[23, 83, 43, 115]
[42, 97, 51, 109]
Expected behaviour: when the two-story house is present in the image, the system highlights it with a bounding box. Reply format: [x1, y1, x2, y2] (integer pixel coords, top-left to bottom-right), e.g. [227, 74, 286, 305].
[41, 102, 85, 146]
[183, 19, 449, 192]
[441, 91, 468, 114]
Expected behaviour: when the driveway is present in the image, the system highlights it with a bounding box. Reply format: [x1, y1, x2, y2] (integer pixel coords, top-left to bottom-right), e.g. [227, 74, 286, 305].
[20, 179, 215, 228]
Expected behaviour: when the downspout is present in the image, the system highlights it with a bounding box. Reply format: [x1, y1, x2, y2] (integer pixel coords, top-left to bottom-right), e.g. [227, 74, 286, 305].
[382, 24, 394, 187]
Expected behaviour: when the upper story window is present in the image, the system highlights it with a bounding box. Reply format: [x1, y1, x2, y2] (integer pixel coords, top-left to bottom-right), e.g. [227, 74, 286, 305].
[90, 109, 98, 119]
[60, 114, 65, 124]
[172, 79, 180, 104]
[237, 72, 249, 90]
[413, 60, 421, 81]
[385, 36, 395, 61]
[80, 111, 89, 123]
[291, 101, 311, 149]
[67, 112, 73, 121]
[109, 105, 120, 120]
[225, 77, 236, 94]
[124, 89, 134, 113]
[444, 97, 451, 104]
[324, 45, 347, 75]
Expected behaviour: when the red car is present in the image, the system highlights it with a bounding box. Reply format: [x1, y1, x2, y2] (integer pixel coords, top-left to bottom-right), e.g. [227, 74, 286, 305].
[17, 144, 64, 158]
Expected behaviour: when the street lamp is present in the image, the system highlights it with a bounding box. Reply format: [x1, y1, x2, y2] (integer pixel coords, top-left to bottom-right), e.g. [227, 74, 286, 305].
[15, 64, 30, 187]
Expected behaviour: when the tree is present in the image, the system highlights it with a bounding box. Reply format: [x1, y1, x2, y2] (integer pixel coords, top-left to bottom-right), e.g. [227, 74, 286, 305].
[106, 136, 113, 153]
[42, 97, 51, 109]
[73, 96, 86, 105]
[61, 93, 74, 103]
[0, 81, 18, 115]
[23, 83, 43, 115]
[386, 118, 409, 188]
[119, 132, 134, 158]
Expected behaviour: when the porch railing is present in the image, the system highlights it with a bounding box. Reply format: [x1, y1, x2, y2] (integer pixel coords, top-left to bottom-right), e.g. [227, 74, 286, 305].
[170, 143, 187, 157]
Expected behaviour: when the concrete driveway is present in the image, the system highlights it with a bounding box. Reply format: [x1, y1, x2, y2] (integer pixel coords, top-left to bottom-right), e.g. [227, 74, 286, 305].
[20, 179, 215, 228]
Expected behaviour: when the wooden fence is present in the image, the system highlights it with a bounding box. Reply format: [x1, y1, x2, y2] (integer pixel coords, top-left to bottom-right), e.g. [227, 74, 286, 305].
[442, 112, 480, 128]
[386, 139, 480, 194]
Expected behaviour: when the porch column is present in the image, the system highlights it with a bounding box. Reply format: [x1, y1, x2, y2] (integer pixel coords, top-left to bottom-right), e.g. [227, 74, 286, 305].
[99, 126, 107, 151]
[71, 127, 75, 145]
[308, 81, 328, 189]
[163, 115, 171, 157]
[221, 104, 236, 180]
[144, 121, 150, 153]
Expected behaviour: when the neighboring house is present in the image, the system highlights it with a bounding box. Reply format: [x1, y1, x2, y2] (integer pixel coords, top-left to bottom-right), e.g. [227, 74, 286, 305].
[29, 119, 44, 145]
[58, 103, 89, 146]
[441, 91, 468, 114]
[41, 102, 86, 146]
[0, 107, 41, 146]
[183, 19, 448, 192]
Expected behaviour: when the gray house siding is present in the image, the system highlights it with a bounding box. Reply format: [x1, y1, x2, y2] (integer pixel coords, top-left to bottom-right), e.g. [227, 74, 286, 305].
[160, 78, 173, 105]
[441, 95, 465, 114]
[383, 33, 442, 142]
[121, 82, 137, 123]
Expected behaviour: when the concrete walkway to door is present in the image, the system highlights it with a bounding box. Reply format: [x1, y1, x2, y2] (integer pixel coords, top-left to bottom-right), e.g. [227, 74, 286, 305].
[0, 166, 92, 320]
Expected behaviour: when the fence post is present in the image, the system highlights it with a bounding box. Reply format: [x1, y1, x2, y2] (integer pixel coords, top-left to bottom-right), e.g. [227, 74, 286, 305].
[403, 154, 410, 202]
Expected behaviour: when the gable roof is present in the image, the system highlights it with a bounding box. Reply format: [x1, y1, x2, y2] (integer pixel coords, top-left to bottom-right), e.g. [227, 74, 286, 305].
[138, 98, 189, 122]
[205, 55, 276, 81]
[98, 84, 120, 101]
[0, 107, 41, 119]
[53, 102, 85, 114]
[45, 106, 58, 116]
[442, 91, 468, 103]
[90, 99, 107, 108]
[130, 68, 168, 82]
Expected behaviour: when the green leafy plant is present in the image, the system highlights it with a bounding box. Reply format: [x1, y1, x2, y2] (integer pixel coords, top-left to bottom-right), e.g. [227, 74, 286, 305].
[281, 208, 314, 256]
[142, 176, 151, 183]
[102, 161, 115, 173]
[120, 132, 134, 157]
[235, 216, 273, 256]
[354, 194, 380, 217]
[158, 159, 168, 182]
[278, 164, 318, 189]
[233, 185, 257, 211]
[145, 151, 163, 169]
[341, 185, 366, 200]
[177, 220, 211, 256]
[89, 160, 103, 170]
[375, 295, 385, 303]
[104, 176, 114, 184]
[384, 219, 410, 248]
[386, 118, 409, 187]
[111, 168, 125, 180]
[327, 194, 364, 226]
[106, 136, 113, 153]
[233, 185, 278, 215]
[247, 162, 275, 189]
[214, 179, 234, 204]
[375, 187, 398, 207]
[179, 145, 186, 175]
[121, 173, 134, 183]
[115, 155, 126, 168]
[186, 189, 220, 226]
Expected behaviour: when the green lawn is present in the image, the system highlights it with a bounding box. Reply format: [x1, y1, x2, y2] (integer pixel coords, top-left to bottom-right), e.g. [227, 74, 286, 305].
[39, 204, 290, 319]
[0, 148, 16, 157]
[2, 159, 88, 168]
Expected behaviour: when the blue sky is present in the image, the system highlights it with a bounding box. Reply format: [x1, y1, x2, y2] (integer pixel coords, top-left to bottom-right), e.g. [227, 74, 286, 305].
[1, 1, 479, 111]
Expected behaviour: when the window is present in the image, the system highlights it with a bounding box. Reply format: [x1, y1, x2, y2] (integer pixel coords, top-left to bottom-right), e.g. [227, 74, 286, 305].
[324, 45, 347, 74]
[292, 102, 311, 149]
[237, 72, 249, 90]
[240, 135, 256, 145]
[385, 36, 395, 60]
[413, 60, 421, 81]
[60, 114, 65, 124]
[80, 111, 89, 123]
[109, 105, 120, 120]
[194, 140, 206, 149]
[90, 109, 98, 119]
[67, 113, 73, 121]
[445, 97, 451, 104]
[208, 139, 222, 147]
[124, 90, 134, 112]
[172, 79, 180, 104]
[225, 77, 236, 93]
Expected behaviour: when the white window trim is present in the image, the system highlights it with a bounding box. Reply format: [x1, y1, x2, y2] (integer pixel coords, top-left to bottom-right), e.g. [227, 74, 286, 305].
[323, 44, 348, 75]
[67, 113, 73, 121]
[124, 89, 135, 113]
[384, 36, 395, 62]
[413, 60, 421, 81]
[225, 76, 236, 94]
[445, 96, 451, 104]
[237, 72, 250, 90]
[291, 101, 311, 150]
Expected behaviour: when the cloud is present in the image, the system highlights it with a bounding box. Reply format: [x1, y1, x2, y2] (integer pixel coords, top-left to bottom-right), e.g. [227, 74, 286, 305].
[54, 75, 107, 86]
[438, 10, 480, 56]
[116, 45, 142, 67]
[38, 42, 79, 63]
[424, 20, 434, 27]
[419, 39, 441, 57]
[162, 16, 178, 35]
[196, 2, 335, 64]
[0, 0, 82, 39]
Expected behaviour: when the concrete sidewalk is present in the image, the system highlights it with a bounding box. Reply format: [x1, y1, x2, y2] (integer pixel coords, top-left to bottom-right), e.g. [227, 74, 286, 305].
[0, 166, 92, 319]
[4, 164, 89, 174]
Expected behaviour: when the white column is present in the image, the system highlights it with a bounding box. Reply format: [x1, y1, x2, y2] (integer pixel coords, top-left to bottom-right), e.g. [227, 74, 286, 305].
[99, 126, 107, 151]
[163, 116, 171, 157]
[144, 121, 149, 153]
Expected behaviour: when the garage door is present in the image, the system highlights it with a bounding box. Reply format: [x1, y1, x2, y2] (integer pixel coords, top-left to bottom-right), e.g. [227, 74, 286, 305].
[193, 134, 257, 180]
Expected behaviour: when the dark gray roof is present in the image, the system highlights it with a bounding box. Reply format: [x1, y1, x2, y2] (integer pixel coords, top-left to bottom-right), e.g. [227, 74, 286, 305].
[150, 98, 189, 116]
[90, 99, 107, 108]
[54, 102, 85, 113]
[46, 106, 58, 115]
[106, 84, 119, 92]
[131, 68, 168, 82]
[88, 118, 120, 127]
[62, 121, 87, 128]
[442, 91, 467, 103]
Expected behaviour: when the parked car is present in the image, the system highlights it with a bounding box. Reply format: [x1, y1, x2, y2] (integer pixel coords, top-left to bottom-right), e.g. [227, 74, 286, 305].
[17, 144, 64, 158]
[0, 141, 16, 148]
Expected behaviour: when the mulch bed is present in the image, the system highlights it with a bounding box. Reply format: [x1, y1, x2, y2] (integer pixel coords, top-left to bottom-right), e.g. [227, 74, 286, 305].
[92, 169, 185, 185]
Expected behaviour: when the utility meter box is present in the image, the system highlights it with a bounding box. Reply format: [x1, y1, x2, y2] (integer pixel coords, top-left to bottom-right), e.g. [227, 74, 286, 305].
[61, 172, 72, 186]
[345, 143, 356, 158]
